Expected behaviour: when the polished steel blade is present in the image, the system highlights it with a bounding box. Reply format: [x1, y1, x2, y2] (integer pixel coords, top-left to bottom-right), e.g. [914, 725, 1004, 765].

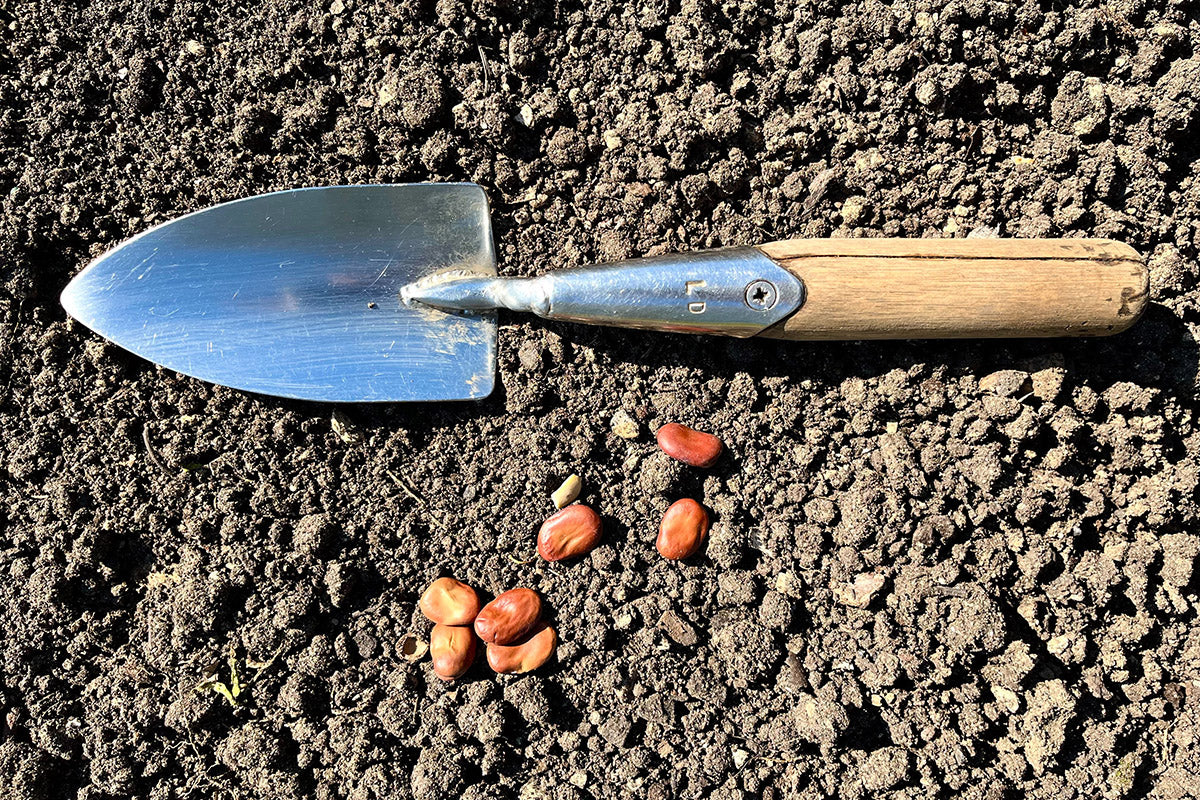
[61, 184, 497, 402]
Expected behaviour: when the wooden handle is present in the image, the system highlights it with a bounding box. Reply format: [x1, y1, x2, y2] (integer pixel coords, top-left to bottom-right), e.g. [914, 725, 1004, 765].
[757, 238, 1147, 340]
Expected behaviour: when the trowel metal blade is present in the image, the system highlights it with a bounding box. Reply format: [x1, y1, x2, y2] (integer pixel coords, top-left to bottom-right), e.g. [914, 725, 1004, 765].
[60, 184, 497, 402]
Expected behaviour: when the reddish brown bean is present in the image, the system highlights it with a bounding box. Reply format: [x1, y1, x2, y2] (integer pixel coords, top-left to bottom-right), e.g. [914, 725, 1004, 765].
[656, 498, 709, 560]
[419, 577, 481, 626]
[655, 423, 723, 468]
[486, 624, 557, 674]
[537, 504, 602, 561]
[474, 587, 542, 645]
[429, 624, 476, 681]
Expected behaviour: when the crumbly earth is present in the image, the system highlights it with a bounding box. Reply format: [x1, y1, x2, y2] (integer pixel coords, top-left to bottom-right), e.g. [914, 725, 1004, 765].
[2, 1, 1198, 798]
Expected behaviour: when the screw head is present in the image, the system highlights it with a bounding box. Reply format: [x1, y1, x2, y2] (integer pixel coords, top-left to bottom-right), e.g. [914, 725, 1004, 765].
[744, 279, 778, 311]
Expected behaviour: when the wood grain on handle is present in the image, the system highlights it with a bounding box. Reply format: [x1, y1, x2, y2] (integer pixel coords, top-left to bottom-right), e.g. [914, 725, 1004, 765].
[757, 238, 1147, 340]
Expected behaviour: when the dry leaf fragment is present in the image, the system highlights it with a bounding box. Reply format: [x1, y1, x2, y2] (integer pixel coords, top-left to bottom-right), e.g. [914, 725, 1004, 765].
[331, 410, 362, 444]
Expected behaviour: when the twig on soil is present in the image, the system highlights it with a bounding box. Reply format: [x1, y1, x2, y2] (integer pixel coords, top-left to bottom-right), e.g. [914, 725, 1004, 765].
[478, 45, 490, 94]
[245, 642, 286, 679]
[387, 469, 427, 507]
[142, 423, 172, 475]
[180, 734, 240, 799]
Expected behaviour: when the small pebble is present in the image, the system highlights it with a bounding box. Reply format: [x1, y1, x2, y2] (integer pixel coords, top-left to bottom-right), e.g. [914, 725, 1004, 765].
[611, 410, 639, 440]
[831, 573, 885, 608]
[658, 610, 698, 646]
[979, 370, 1032, 398]
[991, 685, 1021, 713]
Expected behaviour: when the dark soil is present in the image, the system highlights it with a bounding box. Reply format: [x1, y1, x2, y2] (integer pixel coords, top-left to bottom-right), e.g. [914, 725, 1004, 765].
[2, 1, 1199, 798]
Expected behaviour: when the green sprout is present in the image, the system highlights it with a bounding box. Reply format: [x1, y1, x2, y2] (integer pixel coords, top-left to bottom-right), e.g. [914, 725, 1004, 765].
[194, 644, 243, 707]
[193, 642, 284, 708]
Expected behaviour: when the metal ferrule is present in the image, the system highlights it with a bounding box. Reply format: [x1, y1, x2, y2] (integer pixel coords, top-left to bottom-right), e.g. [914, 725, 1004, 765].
[402, 247, 805, 338]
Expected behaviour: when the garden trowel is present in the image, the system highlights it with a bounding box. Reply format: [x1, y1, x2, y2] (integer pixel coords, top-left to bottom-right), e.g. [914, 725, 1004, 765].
[60, 183, 1148, 403]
